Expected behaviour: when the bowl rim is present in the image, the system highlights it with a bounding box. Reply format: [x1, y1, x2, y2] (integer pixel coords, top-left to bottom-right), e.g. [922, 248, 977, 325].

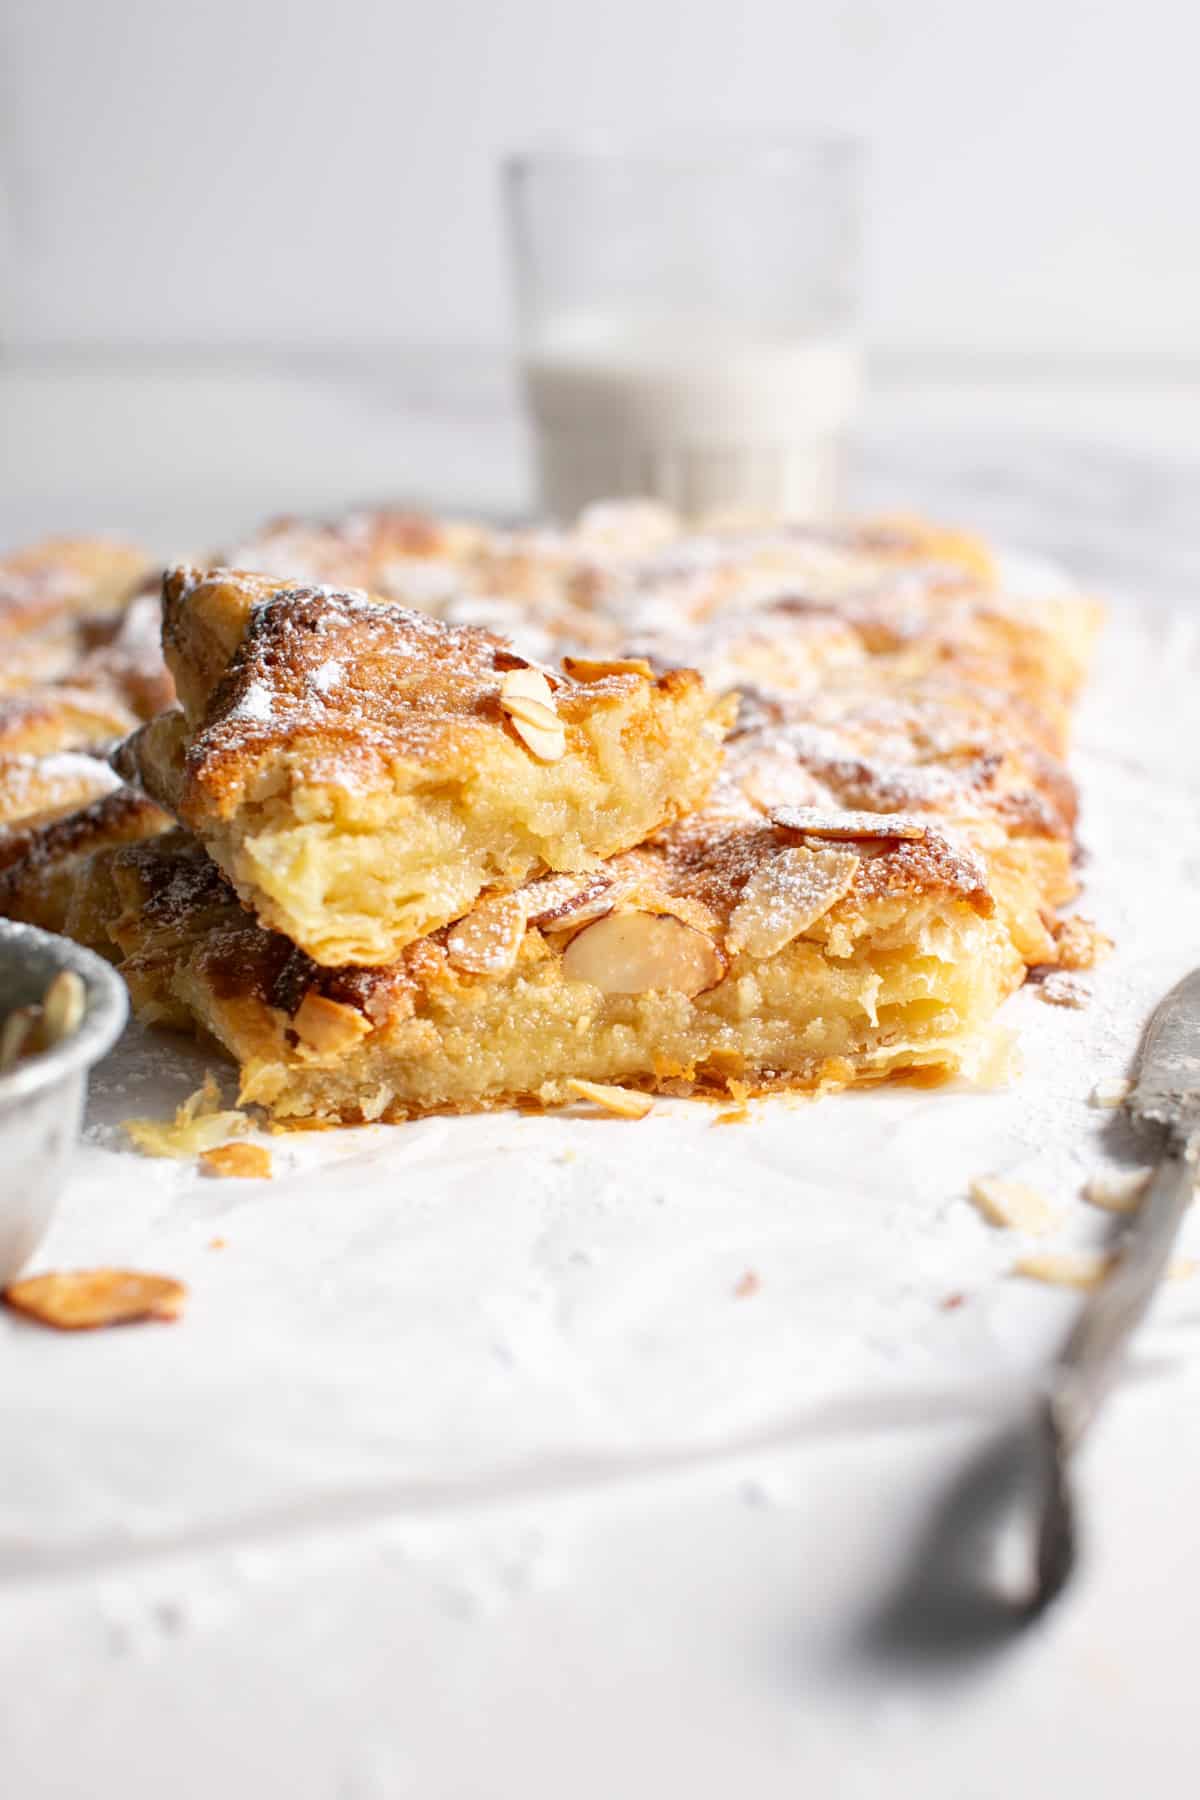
[0, 920, 128, 1104]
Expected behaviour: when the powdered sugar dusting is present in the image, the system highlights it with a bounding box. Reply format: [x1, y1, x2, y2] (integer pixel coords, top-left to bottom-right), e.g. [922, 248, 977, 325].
[232, 681, 274, 724]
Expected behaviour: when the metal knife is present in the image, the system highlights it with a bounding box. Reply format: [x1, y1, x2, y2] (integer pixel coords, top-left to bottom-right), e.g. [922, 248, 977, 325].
[1031, 966, 1200, 1607]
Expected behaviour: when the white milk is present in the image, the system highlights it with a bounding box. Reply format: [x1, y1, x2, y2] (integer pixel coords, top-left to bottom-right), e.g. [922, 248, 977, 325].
[522, 319, 862, 520]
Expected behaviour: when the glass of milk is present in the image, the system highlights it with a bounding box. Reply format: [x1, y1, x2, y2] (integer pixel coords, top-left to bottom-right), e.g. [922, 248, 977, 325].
[504, 131, 863, 521]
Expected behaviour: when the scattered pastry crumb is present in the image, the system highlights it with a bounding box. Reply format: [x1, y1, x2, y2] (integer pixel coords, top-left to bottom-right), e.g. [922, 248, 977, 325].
[1082, 1168, 1153, 1213]
[733, 1270, 761, 1298]
[564, 1078, 655, 1119]
[123, 1073, 251, 1159]
[940, 1292, 966, 1311]
[2, 1269, 187, 1331]
[208, 1236, 227, 1251]
[1037, 972, 1091, 1009]
[968, 1175, 1059, 1234]
[714, 1105, 750, 1126]
[1052, 914, 1114, 971]
[1051, 914, 1114, 971]
[1089, 1077, 1132, 1109]
[199, 1142, 272, 1180]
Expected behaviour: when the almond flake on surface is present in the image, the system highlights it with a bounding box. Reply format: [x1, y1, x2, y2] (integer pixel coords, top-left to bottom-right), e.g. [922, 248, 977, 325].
[1013, 1251, 1113, 1290]
[124, 1073, 250, 1159]
[564, 1078, 655, 1119]
[446, 893, 527, 975]
[3, 1268, 187, 1331]
[561, 655, 655, 682]
[771, 805, 928, 842]
[968, 1176, 1059, 1234]
[499, 668, 566, 761]
[498, 666, 557, 707]
[1015, 1250, 1195, 1289]
[1089, 1077, 1132, 1109]
[1082, 1168, 1153, 1213]
[200, 1142, 273, 1180]
[523, 870, 617, 933]
[727, 845, 858, 958]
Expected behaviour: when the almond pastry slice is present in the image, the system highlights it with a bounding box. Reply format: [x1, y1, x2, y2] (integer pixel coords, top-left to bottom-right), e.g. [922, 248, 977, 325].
[122, 571, 730, 966]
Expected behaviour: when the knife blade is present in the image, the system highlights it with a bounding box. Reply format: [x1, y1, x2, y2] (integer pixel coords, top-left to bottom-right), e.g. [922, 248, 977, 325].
[1126, 965, 1200, 1142]
[1031, 967, 1200, 1605]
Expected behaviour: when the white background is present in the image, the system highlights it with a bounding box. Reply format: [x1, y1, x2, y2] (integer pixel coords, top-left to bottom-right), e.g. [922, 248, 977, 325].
[2, 0, 1198, 361]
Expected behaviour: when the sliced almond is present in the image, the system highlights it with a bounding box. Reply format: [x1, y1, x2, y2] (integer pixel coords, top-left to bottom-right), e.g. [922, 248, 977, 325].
[561, 655, 655, 683]
[771, 805, 928, 842]
[510, 716, 566, 761]
[293, 991, 371, 1055]
[968, 1175, 1059, 1235]
[200, 1141, 273, 1180]
[523, 870, 617, 932]
[41, 969, 86, 1046]
[3, 1268, 187, 1331]
[727, 845, 858, 959]
[124, 1074, 250, 1158]
[499, 668, 566, 761]
[498, 666, 557, 706]
[0, 1006, 38, 1071]
[1013, 1251, 1113, 1290]
[446, 893, 527, 975]
[561, 910, 725, 997]
[564, 1078, 655, 1119]
[1082, 1168, 1153, 1213]
[500, 693, 561, 731]
[1012, 1250, 1194, 1289]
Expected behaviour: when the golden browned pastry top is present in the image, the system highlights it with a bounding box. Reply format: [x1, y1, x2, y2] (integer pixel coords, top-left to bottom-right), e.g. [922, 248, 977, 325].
[0, 537, 155, 638]
[157, 572, 714, 825]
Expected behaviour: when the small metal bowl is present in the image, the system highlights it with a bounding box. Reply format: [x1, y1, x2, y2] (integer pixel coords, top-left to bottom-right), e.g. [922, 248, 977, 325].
[0, 920, 128, 1283]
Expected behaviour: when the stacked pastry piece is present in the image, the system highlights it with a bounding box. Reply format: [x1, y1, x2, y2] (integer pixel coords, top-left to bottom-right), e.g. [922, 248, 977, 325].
[0, 505, 1102, 1123]
[0, 537, 178, 945]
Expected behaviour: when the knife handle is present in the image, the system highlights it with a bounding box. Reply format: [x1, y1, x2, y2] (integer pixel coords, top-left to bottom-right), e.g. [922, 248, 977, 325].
[1050, 1140, 1194, 1452]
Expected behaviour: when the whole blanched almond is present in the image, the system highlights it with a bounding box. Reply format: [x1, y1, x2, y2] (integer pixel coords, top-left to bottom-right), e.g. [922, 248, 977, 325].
[446, 893, 527, 975]
[560, 910, 724, 997]
[727, 846, 858, 959]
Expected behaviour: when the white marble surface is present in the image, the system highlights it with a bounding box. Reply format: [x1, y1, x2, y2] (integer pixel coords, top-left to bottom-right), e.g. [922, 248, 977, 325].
[2, 399, 1200, 1796]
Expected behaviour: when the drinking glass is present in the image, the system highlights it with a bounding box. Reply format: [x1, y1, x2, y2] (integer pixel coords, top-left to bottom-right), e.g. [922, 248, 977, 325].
[504, 131, 864, 521]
